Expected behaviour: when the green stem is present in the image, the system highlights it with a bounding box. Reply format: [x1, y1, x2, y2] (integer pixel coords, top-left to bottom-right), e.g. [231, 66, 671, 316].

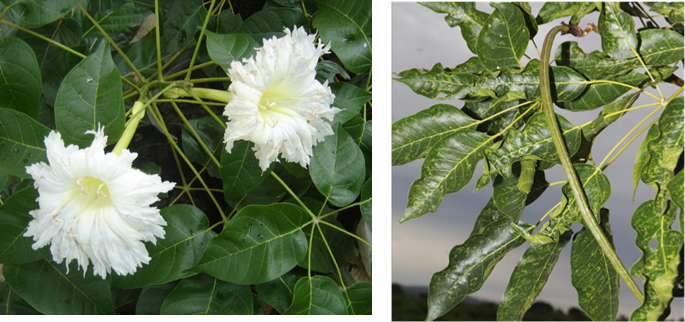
[540, 25, 644, 303]
[154, 0, 164, 82]
[186, 0, 216, 81]
[112, 100, 146, 155]
[270, 171, 317, 220]
[165, 87, 231, 103]
[0, 19, 86, 59]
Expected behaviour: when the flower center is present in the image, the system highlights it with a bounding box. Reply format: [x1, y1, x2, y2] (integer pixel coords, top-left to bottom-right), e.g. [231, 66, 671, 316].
[61, 177, 112, 237]
[257, 91, 317, 127]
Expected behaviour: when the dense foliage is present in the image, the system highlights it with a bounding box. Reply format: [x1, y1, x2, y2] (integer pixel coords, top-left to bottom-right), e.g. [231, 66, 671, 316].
[393, 2, 682, 321]
[0, 0, 371, 315]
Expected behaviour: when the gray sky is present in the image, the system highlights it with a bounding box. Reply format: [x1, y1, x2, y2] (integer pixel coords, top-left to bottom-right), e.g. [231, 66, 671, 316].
[392, 2, 683, 318]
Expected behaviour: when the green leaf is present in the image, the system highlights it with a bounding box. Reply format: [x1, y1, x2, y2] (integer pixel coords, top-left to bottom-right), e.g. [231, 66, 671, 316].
[135, 281, 178, 315]
[298, 217, 358, 274]
[193, 203, 309, 285]
[0, 282, 41, 314]
[555, 30, 683, 80]
[181, 116, 224, 178]
[471, 198, 503, 236]
[207, 9, 242, 34]
[0, 0, 81, 28]
[343, 116, 372, 176]
[314, 0, 371, 73]
[3, 259, 115, 314]
[492, 170, 527, 220]
[54, 40, 125, 147]
[316, 60, 350, 84]
[330, 82, 371, 125]
[0, 108, 50, 178]
[453, 56, 486, 74]
[344, 281, 372, 315]
[392, 104, 478, 166]
[476, 2, 528, 71]
[630, 200, 683, 320]
[579, 92, 640, 141]
[667, 170, 683, 211]
[419, 2, 488, 54]
[114, 31, 173, 79]
[310, 123, 365, 207]
[641, 96, 684, 186]
[160, 274, 253, 315]
[400, 130, 491, 223]
[361, 177, 371, 227]
[486, 112, 581, 175]
[463, 92, 526, 136]
[284, 275, 347, 315]
[571, 209, 619, 321]
[498, 230, 572, 321]
[559, 70, 646, 111]
[633, 124, 660, 199]
[205, 30, 260, 74]
[536, 2, 596, 24]
[427, 218, 531, 321]
[558, 164, 611, 224]
[0, 187, 49, 264]
[160, 0, 206, 52]
[237, 8, 308, 43]
[227, 164, 310, 208]
[82, 3, 150, 47]
[598, 2, 638, 60]
[112, 205, 216, 289]
[221, 141, 273, 202]
[0, 36, 41, 119]
[255, 270, 306, 314]
[393, 63, 476, 100]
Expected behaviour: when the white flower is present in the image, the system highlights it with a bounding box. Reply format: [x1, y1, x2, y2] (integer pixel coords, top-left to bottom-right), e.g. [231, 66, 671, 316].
[224, 26, 340, 171]
[24, 127, 175, 278]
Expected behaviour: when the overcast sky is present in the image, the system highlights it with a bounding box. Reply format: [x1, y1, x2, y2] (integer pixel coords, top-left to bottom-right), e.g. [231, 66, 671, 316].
[391, 2, 683, 318]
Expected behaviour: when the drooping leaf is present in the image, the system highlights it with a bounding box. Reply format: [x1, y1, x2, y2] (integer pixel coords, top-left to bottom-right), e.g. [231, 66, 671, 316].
[112, 205, 216, 289]
[159, 274, 253, 315]
[284, 275, 347, 315]
[630, 200, 683, 321]
[205, 30, 260, 74]
[0, 282, 41, 314]
[427, 218, 531, 321]
[237, 8, 308, 44]
[0, 108, 50, 178]
[0, 187, 49, 265]
[314, 0, 371, 73]
[536, 2, 596, 24]
[54, 40, 125, 147]
[598, 2, 638, 60]
[254, 270, 306, 314]
[392, 104, 478, 166]
[498, 230, 572, 321]
[0, 0, 82, 28]
[330, 82, 371, 125]
[3, 259, 115, 314]
[0, 36, 42, 119]
[571, 209, 620, 321]
[393, 63, 476, 100]
[419, 2, 489, 54]
[192, 203, 309, 285]
[344, 281, 372, 315]
[633, 124, 661, 199]
[641, 96, 684, 186]
[310, 123, 365, 207]
[476, 2, 529, 71]
[400, 130, 491, 223]
[486, 112, 581, 175]
[667, 170, 683, 211]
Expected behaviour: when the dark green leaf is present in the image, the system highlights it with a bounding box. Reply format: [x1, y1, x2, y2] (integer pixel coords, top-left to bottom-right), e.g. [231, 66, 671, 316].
[0, 282, 41, 314]
[579, 92, 640, 141]
[207, 10, 242, 34]
[114, 31, 173, 79]
[111, 287, 139, 309]
[476, 2, 528, 71]
[427, 218, 531, 321]
[205, 30, 260, 74]
[193, 203, 309, 285]
[0, 0, 81, 28]
[633, 125, 660, 198]
[361, 177, 371, 227]
[571, 209, 619, 321]
[112, 205, 216, 289]
[419, 2, 488, 54]
[598, 2, 638, 60]
[284, 275, 347, 315]
[0, 108, 50, 178]
[160, 274, 253, 315]
[559, 70, 646, 111]
[392, 104, 478, 166]
[667, 170, 683, 211]
[400, 131, 491, 223]
[641, 97, 684, 186]
[135, 281, 178, 315]
[536, 2, 596, 24]
[316, 60, 350, 84]
[237, 8, 308, 43]
[493, 170, 526, 220]
[227, 164, 310, 208]
[498, 230, 572, 321]
[54, 40, 125, 147]
[0, 187, 49, 264]
[344, 281, 372, 315]
[630, 200, 682, 320]
[298, 217, 358, 274]
[0, 36, 41, 118]
[314, 0, 371, 73]
[471, 198, 504, 236]
[486, 112, 581, 175]
[330, 82, 371, 125]
[181, 116, 224, 178]
[82, 3, 150, 48]
[558, 164, 611, 224]
[221, 141, 273, 201]
[453, 56, 486, 74]
[255, 270, 306, 314]
[3, 259, 115, 314]
[310, 123, 365, 207]
[160, 0, 206, 52]
[393, 63, 476, 100]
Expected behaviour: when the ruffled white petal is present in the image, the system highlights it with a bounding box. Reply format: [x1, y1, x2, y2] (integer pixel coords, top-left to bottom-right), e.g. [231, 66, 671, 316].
[24, 127, 174, 278]
[223, 26, 340, 171]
